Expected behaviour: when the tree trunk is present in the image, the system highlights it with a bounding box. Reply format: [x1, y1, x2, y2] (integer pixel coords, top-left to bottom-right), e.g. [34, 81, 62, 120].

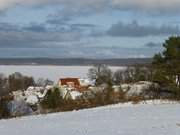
[178, 75, 180, 88]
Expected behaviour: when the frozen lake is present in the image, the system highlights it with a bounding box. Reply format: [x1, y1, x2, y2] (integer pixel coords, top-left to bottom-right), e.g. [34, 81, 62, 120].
[0, 65, 125, 82]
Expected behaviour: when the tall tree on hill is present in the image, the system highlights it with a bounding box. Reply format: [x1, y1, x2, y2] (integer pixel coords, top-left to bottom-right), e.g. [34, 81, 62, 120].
[152, 36, 180, 97]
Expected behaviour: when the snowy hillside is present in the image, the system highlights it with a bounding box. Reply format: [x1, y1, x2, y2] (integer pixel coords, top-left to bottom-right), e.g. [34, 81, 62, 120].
[0, 100, 180, 135]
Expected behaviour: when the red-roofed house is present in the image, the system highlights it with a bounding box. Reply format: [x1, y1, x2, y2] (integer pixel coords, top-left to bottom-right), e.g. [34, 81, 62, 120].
[59, 78, 81, 89]
[59, 78, 90, 92]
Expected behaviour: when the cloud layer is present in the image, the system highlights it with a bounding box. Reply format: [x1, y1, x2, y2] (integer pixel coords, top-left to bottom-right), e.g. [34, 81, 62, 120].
[107, 21, 180, 37]
[0, 21, 100, 48]
[112, 0, 180, 11]
[0, 1, 179, 58]
[145, 42, 161, 48]
[0, 20, 178, 49]
[1, 0, 180, 12]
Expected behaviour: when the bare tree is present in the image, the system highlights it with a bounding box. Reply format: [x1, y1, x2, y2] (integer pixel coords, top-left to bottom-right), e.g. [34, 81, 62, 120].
[0, 73, 9, 96]
[36, 78, 54, 87]
[88, 64, 112, 86]
[113, 70, 124, 84]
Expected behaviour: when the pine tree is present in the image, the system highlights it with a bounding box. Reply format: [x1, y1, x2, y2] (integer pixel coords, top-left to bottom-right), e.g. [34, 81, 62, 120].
[152, 36, 180, 97]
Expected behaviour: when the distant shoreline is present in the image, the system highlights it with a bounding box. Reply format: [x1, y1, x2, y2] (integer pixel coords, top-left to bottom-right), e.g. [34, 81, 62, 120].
[0, 58, 152, 66]
[0, 65, 125, 81]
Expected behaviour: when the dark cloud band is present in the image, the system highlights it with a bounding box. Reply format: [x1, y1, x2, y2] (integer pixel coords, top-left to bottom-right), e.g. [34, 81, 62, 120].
[107, 21, 180, 37]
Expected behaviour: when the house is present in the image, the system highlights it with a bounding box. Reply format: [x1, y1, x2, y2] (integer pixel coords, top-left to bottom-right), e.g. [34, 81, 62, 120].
[59, 78, 90, 92]
[25, 86, 46, 99]
[58, 78, 91, 100]
[79, 78, 93, 87]
[12, 90, 25, 101]
[59, 86, 82, 100]
[59, 78, 81, 89]
[70, 91, 82, 100]
[12, 86, 52, 105]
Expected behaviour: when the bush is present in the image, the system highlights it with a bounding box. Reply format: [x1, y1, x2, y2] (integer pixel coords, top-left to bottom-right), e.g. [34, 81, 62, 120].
[117, 90, 126, 102]
[129, 96, 144, 104]
[41, 87, 63, 109]
[0, 99, 10, 119]
[7, 99, 33, 117]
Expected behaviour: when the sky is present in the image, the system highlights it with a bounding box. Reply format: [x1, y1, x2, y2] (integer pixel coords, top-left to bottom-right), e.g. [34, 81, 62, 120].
[0, 0, 180, 58]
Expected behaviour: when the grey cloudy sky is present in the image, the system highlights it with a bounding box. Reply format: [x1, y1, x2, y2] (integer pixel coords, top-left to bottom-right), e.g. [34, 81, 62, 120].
[0, 0, 179, 58]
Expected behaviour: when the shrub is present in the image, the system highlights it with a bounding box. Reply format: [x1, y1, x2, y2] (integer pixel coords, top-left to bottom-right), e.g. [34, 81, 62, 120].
[129, 96, 144, 104]
[118, 90, 126, 102]
[0, 99, 10, 119]
[41, 87, 63, 109]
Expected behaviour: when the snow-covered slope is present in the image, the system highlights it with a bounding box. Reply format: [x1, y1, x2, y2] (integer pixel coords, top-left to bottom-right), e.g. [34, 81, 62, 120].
[0, 100, 180, 135]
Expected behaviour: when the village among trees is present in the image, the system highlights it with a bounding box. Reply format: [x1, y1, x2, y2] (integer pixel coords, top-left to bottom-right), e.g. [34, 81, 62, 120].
[0, 36, 179, 119]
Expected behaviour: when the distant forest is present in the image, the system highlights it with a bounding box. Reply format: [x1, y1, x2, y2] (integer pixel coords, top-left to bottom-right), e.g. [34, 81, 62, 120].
[0, 58, 152, 66]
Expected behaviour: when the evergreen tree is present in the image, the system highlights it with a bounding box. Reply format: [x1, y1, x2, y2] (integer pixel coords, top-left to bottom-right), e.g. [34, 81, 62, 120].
[41, 87, 62, 109]
[152, 36, 180, 97]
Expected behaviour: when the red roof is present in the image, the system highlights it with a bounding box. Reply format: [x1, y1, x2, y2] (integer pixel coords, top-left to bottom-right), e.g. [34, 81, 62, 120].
[60, 78, 80, 87]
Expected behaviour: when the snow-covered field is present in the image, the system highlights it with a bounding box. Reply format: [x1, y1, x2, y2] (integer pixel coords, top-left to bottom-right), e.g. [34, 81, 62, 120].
[0, 65, 124, 82]
[0, 100, 180, 135]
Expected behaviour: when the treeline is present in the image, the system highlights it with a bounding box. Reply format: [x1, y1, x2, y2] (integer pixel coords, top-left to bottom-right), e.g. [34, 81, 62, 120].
[88, 64, 153, 86]
[0, 72, 54, 118]
[89, 36, 180, 98]
[0, 72, 53, 96]
[0, 72, 34, 96]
